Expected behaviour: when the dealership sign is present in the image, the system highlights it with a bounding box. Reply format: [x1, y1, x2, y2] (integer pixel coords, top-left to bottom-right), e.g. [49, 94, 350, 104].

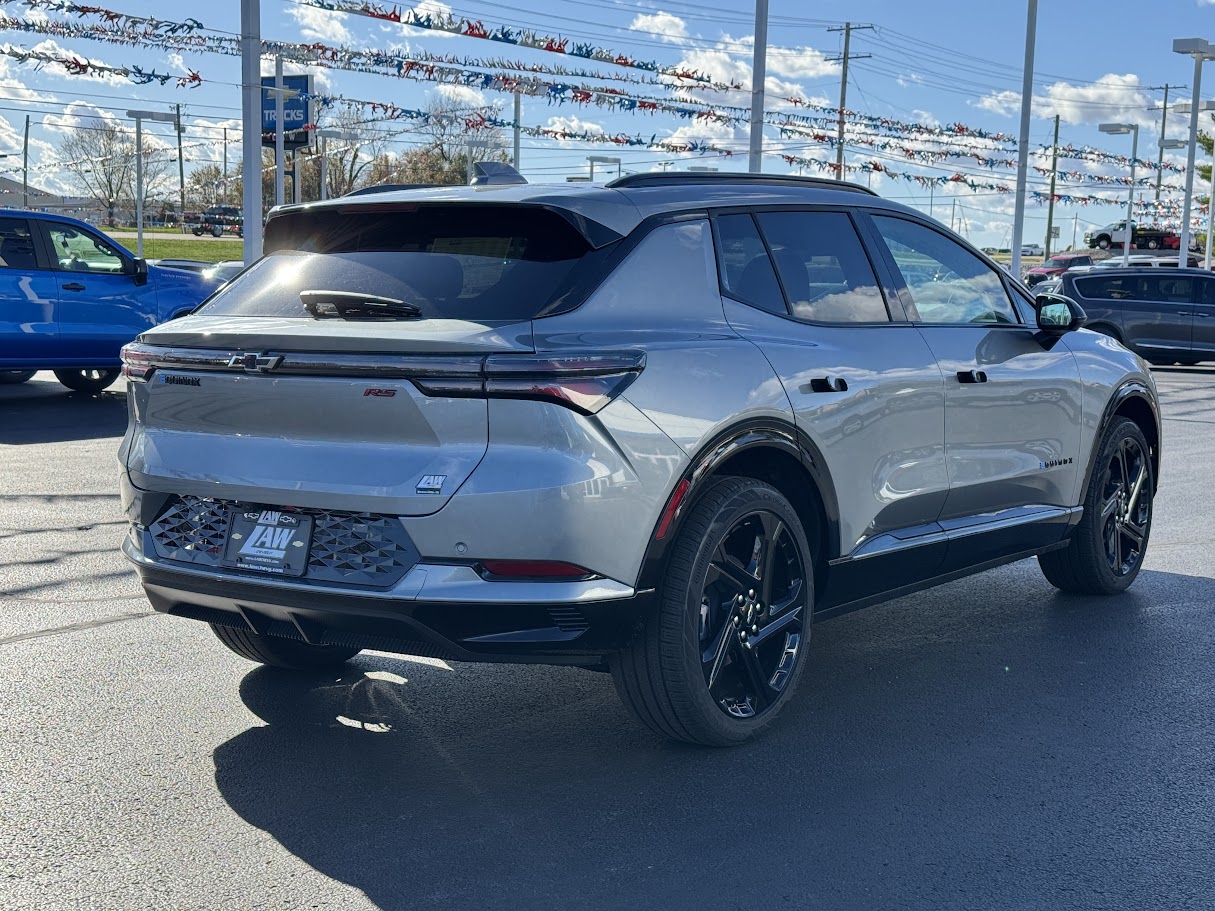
[261, 75, 312, 150]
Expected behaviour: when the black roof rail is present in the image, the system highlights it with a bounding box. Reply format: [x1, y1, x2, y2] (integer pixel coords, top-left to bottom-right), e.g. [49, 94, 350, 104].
[605, 171, 878, 196]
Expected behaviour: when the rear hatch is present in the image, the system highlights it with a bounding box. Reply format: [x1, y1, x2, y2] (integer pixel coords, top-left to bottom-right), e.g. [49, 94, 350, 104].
[123, 203, 602, 516]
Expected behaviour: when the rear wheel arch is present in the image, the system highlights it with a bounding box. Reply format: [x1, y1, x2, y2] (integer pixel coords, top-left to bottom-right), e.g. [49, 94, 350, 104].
[637, 422, 838, 597]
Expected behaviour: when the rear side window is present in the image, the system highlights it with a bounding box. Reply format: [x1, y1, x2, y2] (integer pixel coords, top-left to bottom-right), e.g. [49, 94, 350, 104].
[203, 205, 593, 321]
[1074, 276, 1131, 300]
[1076, 274, 1194, 303]
[714, 214, 786, 314]
[0, 218, 36, 270]
[755, 211, 890, 323]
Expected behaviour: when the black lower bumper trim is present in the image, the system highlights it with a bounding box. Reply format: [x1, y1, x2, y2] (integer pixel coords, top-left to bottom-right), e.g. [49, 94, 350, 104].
[135, 562, 650, 667]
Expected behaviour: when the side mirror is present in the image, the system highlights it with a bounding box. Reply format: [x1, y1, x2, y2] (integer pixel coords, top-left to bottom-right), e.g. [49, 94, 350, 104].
[1035, 292, 1086, 334]
[130, 257, 149, 287]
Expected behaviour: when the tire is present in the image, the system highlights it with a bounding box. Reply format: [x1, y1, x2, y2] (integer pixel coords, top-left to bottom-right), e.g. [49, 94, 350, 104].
[210, 624, 361, 670]
[210, 224, 224, 238]
[192, 228, 203, 237]
[611, 477, 814, 746]
[1097, 236, 1111, 249]
[1146, 238, 1160, 250]
[1039, 417, 1153, 595]
[1146, 358, 1177, 367]
[0, 370, 36, 384]
[53, 368, 119, 394]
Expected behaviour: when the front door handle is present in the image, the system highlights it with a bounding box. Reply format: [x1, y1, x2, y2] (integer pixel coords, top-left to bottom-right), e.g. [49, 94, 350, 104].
[805, 375, 849, 393]
[61, 282, 86, 291]
[957, 369, 989, 384]
[1196, 312, 1212, 319]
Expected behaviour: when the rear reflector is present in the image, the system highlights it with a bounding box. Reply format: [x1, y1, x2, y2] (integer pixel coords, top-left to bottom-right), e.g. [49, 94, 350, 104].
[478, 560, 594, 580]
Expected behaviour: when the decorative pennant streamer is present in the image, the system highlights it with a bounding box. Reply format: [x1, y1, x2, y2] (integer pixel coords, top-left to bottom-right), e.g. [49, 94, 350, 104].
[289, 0, 727, 86]
[1045, 143, 1187, 174]
[0, 39, 199, 85]
[1033, 165, 1185, 190]
[781, 153, 1015, 193]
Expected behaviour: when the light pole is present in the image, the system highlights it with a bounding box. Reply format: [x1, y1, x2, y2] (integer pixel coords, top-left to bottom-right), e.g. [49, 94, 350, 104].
[587, 155, 621, 182]
[1009, 0, 1039, 280]
[315, 129, 357, 200]
[1172, 101, 1215, 265]
[126, 109, 175, 259]
[1099, 123, 1141, 266]
[1172, 38, 1215, 265]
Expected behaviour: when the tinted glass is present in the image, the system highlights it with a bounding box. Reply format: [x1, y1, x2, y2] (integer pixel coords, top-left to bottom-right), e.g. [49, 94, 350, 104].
[0, 218, 36, 270]
[873, 216, 1018, 324]
[715, 214, 786, 314]
[204, 206, 592, 321]
[46, 224, 126, 274]
[1199, 277, 1215, 306]
[755, 211, 889, 323]
[1075, 274, 1194, 303]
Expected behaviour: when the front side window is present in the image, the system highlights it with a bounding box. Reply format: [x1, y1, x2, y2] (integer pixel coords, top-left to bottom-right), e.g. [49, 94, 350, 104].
[872, 215, 1019, 325]
[46, 224, 126, 274]
[0, 218, 37, 270]
[754, 211, 890, 323]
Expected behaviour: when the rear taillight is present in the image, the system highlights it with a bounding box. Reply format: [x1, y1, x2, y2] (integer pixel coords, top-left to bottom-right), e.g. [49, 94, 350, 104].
[416, 352, 644, 415]
[477, 560, 596, 581]
[120, 344, 155, 381]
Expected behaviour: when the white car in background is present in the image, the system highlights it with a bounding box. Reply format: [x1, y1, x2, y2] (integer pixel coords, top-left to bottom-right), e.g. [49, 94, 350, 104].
[1020, 243, 1043, 257]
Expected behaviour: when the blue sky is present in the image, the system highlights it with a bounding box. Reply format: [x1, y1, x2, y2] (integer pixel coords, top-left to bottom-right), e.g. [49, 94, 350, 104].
[0, 0, 1212, 246]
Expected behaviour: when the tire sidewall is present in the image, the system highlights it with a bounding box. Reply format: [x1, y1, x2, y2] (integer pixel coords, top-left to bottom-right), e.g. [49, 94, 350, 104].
[665, 479, 814, 744]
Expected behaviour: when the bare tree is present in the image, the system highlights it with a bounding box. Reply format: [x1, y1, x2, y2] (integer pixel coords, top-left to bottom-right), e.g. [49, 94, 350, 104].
[57, 120, 172, 225]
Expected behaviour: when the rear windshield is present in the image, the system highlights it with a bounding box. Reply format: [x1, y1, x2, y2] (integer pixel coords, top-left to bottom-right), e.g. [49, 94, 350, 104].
[198, 205, 592, 321]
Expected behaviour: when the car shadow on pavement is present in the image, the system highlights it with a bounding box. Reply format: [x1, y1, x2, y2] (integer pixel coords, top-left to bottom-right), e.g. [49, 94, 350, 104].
[212, 567, 1215, 911]
[0, 381, 127, 445]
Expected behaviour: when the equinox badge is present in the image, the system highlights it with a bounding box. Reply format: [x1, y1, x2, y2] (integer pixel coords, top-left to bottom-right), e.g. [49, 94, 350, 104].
[228, 353, 283, 373]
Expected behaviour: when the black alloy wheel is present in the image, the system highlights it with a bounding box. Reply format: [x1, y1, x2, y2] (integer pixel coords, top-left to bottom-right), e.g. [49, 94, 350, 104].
[699, 510, 807, 719]
[1099, 435, 1150, 577]
[612, 476, 814, 746]
[1040, 417, 1153, 595]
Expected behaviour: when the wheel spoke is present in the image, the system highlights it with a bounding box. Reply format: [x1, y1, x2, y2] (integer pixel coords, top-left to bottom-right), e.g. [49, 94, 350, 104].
[749, 604, 803, 650]
[756, 514, 784, 605]
[1112, 522, 1123, 568]
[1122, 521, 1145, 550]
[710, 555, 759, 597]
[1100, 493, 1120, 522]
[734, 637, 773, 709]
[704, 617, 734, 690]
[1125, 460, 1147, 518]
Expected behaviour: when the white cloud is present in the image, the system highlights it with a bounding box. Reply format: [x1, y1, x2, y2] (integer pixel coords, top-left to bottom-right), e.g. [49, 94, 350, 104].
[399, 0, 456, 39]
[545, 115, 605, 145]
[0, 57, 53, 103]
[767, 45, 839, 80]
[630, 11, 688, 43]
[436, 84, 486, 107]
[975, 74, 1160, 128]
[287, 4, 351, 44]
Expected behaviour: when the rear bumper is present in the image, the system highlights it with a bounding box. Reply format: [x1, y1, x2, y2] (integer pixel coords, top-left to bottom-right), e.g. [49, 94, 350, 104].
[123, 532, 652, 666]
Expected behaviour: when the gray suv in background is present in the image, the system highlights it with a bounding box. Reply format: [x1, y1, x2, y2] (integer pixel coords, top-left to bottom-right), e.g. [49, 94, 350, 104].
[119, 173, 1161, 746]
[1058, 267, 1215, 366]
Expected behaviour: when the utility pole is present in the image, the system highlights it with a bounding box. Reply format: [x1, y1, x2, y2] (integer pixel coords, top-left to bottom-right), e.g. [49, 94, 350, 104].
[513, 91, 521, 170]
[1072, 212, 1078, 249]
[951, 198, 957, 232]
[747, 0, 768, 173]
[240, 0, 262, 264]
[1153, 84, 1187, 202]
[1009, 0, 1038, 278]
[175, 103, 186, 233]
[826, 22, 873, 179]
[1044, 114, 1060, 257]
[21, 114, 28, 208]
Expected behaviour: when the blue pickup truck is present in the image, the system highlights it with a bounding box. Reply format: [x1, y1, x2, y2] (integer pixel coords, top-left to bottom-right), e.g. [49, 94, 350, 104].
[0, 211, 219, 393]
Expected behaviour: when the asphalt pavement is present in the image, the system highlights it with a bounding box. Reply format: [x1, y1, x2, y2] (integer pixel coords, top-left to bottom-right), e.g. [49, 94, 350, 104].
[1, 368, 1214, 911]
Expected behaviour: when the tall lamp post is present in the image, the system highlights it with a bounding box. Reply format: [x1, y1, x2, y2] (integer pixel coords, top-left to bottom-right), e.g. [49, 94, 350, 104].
[126, 109, 175, 259]
[1172, 39, 1215, 266]
[587, 155, 621, 182]
[1099, 123, 1141, 266]
[315, 129, 357, 200]
[1172, 100, 1215, 265]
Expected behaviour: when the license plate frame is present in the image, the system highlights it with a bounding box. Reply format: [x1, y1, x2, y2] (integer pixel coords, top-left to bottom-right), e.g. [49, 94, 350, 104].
[222, 508, 313, 577]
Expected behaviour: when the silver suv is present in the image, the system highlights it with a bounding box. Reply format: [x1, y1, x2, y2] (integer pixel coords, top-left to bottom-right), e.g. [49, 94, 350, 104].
[120, 173, 1161, 746]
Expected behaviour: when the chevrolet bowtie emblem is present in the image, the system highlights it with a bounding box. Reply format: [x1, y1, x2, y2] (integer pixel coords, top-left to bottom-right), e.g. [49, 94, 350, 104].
[227, 353, 283, 373]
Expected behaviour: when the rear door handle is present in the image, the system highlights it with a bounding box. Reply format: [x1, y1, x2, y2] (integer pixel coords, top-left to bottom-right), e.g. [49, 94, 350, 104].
[957, 370, 988, 384]
[1196, 312, 1212, 319]
[804, 376, 849, 393]
[61, 282, 86, 291]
